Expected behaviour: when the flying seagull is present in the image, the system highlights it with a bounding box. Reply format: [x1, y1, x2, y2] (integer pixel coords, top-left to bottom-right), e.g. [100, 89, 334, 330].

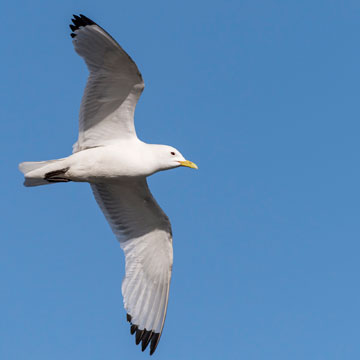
[19, 14, 197, 355]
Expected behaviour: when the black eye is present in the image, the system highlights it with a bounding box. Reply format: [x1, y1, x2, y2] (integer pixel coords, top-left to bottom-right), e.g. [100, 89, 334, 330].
[171, 152, 175, 155]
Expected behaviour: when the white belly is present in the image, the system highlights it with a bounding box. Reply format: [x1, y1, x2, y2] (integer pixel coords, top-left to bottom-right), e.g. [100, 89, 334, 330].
[67, 142, 154, 182]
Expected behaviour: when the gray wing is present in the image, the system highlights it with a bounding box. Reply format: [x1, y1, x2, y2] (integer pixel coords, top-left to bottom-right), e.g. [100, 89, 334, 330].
[91, 179, 173, 355]
[70, 15, 144, 152]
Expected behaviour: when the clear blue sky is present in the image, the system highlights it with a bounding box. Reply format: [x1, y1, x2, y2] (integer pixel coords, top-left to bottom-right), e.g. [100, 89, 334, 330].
[1, 0, 360, 359]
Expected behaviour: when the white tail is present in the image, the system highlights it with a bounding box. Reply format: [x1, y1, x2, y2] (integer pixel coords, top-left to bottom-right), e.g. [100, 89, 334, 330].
[19, 159, 64, 187]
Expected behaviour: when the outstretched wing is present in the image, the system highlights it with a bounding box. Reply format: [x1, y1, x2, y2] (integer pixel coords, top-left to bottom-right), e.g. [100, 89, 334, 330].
[70, 14, 144, 152]
[91, 180, 173, 355]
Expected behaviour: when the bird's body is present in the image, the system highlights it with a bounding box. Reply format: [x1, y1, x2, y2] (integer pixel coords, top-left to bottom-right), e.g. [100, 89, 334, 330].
[22, 141, 187, 184]
[19, 14, 197, 355]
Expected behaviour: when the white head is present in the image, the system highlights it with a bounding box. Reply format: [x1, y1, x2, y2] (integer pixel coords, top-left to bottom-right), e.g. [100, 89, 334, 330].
[151, 145, 198, 172]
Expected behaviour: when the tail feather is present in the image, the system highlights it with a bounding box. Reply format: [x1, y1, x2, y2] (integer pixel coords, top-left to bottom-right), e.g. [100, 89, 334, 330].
[19, 159, 68, 187]
[23, 177, 51, 187]
[19, 160, 58, 174]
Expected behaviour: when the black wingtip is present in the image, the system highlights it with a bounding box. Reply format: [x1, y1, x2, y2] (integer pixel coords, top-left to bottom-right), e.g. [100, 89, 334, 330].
[69, 13, 96, 38]
[126, 314, 132, 323]
[126, 313, 161, 355]
[135, 329, 145, 345]
[130, 324, 138, 335]
[141, 330, 153, 352]
[79, 14, 96, 25]
[149, 333, 160, 356]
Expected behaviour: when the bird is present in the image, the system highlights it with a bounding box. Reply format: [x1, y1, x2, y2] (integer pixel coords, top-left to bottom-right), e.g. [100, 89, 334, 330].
[19, 14, 197, 356]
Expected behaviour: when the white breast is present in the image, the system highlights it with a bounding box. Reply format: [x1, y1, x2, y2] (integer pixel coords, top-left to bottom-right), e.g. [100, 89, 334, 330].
[67, 141, 157, 182]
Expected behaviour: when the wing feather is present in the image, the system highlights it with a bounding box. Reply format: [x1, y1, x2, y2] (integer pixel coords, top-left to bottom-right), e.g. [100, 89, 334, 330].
[70, 15, 144, 152]
[91, 180, 173, 355]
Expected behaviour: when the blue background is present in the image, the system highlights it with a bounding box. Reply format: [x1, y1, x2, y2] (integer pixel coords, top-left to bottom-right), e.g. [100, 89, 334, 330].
[2, 1, 360, 359]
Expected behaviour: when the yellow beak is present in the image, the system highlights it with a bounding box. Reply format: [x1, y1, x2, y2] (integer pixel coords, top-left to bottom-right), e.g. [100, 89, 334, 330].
[179, 160, 198, 169]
